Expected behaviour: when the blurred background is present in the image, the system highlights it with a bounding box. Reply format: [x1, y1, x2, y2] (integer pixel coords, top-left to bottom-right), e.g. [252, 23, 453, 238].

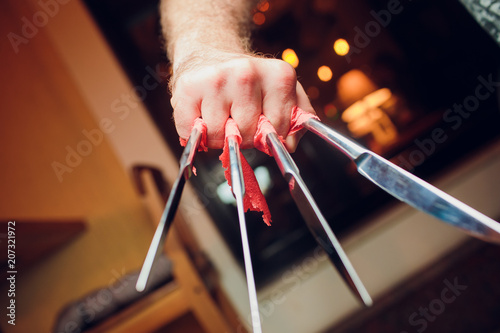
[84, 0, 500, 284]
[1, 0, 500, 332]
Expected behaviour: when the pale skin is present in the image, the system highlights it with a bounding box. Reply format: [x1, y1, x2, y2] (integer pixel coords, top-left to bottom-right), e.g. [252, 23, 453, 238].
[160, 0, 315, 149]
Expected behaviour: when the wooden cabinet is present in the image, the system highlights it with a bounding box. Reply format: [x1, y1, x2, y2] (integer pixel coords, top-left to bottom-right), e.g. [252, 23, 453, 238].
[85, 169, 238, 332]
[0, 1, 244, 332]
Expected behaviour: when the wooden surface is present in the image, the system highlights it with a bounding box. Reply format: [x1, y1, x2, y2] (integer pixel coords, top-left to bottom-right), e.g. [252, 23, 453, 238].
[0, 1, 155, 332]
[84, 169, 239, 333]
[0, 1, 246, 331]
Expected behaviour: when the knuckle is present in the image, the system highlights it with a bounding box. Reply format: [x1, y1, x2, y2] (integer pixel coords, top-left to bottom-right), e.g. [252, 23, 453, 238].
[171, 94, 189, 110]
[230, 59, 258, 87]
[209, 73, 228, 92]
[202, 65, 231, 92]
[267, 60, 297, 93]
[274, 60, 297, 83]
[176, 66, 229, 93]
[172, 73, 195, 94]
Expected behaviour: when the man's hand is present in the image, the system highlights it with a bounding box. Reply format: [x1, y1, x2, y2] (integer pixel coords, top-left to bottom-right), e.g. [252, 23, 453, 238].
[161, 0, 315, 150]
[170, 50, 314, 149]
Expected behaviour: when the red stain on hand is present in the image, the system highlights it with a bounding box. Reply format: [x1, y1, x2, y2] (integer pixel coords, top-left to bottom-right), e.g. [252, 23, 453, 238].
[179, 117, 208, 152]
[289, 106, 320, 136]
[254, 106, 320, 155]
[253, 114, 277, 156]
[180, 107, 319, 225]
[220, 118, 272, 226]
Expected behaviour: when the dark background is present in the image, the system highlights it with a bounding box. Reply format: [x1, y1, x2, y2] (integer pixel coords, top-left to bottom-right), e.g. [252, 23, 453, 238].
[83, 0, 500, 287]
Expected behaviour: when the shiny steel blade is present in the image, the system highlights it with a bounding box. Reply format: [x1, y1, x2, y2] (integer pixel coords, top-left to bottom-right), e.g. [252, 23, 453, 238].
[267, 132, 373, 307]
[228, 138, 263, 331]
[228, 137, 263, 333]
[136, 127, 202, 292]
[304, 118, 500, 244]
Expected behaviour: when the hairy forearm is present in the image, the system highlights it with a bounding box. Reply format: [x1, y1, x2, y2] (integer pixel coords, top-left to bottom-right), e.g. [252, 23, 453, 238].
[160, 0, 257, 69]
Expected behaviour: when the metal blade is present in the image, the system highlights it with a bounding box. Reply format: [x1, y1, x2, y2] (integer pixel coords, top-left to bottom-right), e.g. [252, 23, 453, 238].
[228, 137, 263, 333]
[136, 127, 202, 292]
[356, 151, 500, 243]
[303, 118, 500, 244]
[267, 132, 373, 307]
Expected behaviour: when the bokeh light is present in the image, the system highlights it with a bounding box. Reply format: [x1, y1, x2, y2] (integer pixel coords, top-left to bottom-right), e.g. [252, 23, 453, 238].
[253, 12, 266, 25]
[317, 65, 333, 82]
[333, 39, 350, 56]
[282, 48, 299, 68]
[324, 104, 339, 119]
[257, 0, 270, 12]
[306, 86, 319, 99]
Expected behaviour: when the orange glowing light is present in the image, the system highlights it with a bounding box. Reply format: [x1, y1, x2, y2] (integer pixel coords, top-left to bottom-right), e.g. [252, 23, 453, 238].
[257, 0, 270, 12]
[333, 39, 350, 56]
[282, 48, 299, 68]
[253, 12, 266, 25]
[363, 88, 392, 107]
[341, 88, 398, 145]
[324, 104, 338, 118]
[317, 66, 333, 82]
[306, 86, 319, 99]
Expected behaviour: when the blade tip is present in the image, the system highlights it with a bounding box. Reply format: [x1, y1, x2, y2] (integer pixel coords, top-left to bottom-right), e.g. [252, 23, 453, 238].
[362, 296, 373, 307]
[135, 280, 146, 292]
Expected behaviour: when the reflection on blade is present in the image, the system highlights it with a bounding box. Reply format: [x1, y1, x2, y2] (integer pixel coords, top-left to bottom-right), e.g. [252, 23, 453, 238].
[356, 152, 500, 243]
[136, 127, 202, 292]
[266, 132, 372, 307]
[228, 137, 263, 333]
[304, 118, 500, 244]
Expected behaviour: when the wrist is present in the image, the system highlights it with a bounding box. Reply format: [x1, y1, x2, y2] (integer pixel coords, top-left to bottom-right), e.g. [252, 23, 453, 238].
[170, 33, 251, 71]
[169, 47, 257, 93]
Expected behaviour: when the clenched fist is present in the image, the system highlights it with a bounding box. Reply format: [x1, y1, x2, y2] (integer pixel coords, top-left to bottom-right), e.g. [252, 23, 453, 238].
[170, 51, 315, 149]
